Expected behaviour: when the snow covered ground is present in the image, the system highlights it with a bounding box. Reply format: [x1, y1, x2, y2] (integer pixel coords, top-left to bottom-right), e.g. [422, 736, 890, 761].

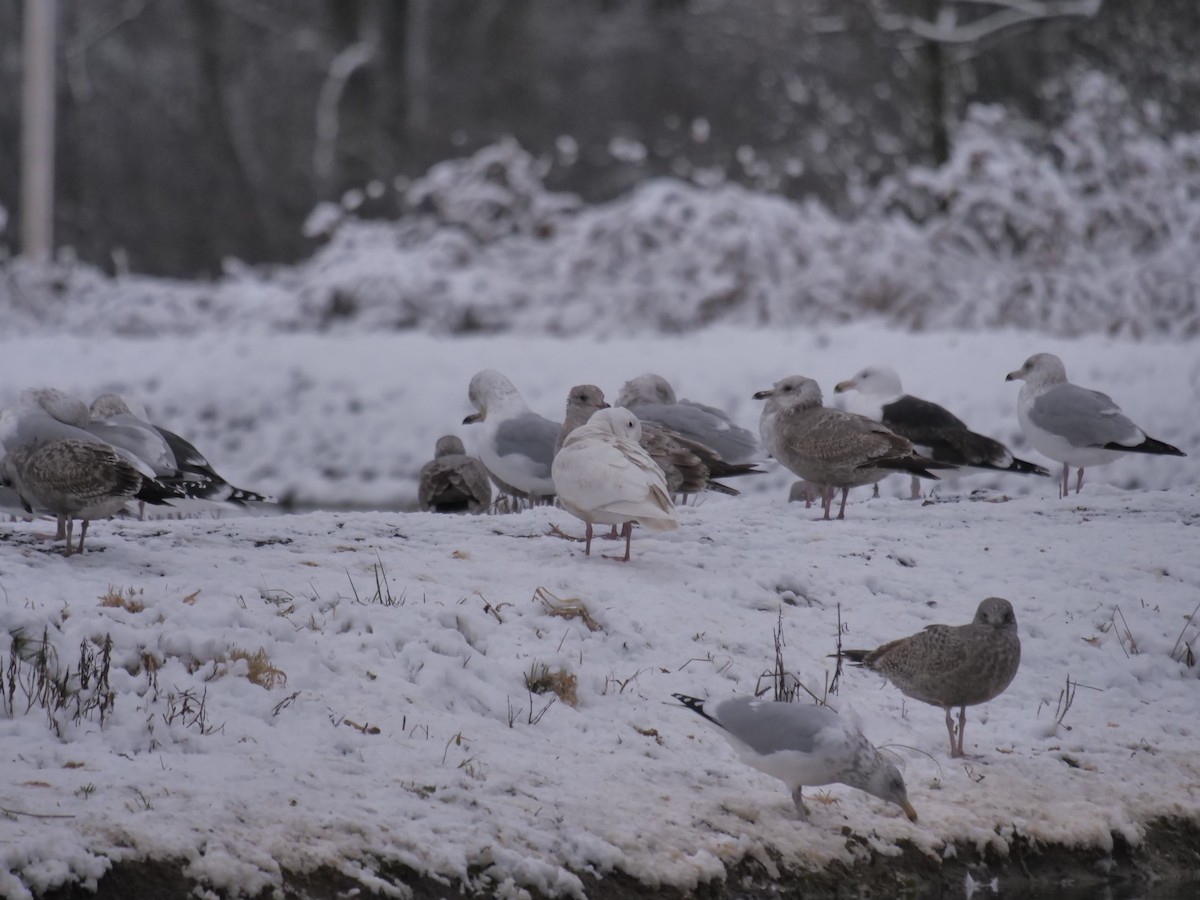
[1, 325, 1197, 898]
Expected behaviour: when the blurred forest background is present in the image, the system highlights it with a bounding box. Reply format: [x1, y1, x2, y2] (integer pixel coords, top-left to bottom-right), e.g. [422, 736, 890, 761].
[2, 0, 1198, 279]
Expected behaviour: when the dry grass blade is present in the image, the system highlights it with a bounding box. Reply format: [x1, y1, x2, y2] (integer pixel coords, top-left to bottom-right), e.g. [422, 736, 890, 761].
[1169, 600, 1200, 668]
[534, 587, 602, 632]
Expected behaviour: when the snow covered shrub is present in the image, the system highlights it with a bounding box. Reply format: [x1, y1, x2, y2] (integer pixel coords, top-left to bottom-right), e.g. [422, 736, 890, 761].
[403, 137, 581, 243]
[872, 71, 1200, 337]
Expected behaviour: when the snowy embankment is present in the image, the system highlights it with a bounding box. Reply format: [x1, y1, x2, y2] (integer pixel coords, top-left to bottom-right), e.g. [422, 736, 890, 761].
[1, 327, 1198, 899]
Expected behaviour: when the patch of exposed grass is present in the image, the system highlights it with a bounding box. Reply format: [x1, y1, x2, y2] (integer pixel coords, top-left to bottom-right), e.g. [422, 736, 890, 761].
[524, 661, 577, 707]
[99, 586, 145, 613]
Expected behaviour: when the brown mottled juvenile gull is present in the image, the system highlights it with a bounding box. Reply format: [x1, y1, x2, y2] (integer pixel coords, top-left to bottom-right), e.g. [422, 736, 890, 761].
[834, 365, 1051, 498]
[556, 385, 749, 497]
[1006, 353, 1185, 497]
[463, 369, 559, 506]
[672, 694, 917, 822]
[753, 375, 953, 520]
[551, 407, 677, 561]
[1, 438, 146, 555]
[617, 373, 761, 465]
[417, 435, 492, 514]
[839, 597, 1021, 758]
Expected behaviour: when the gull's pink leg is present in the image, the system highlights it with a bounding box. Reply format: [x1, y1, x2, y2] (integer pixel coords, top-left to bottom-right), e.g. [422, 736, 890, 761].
[1075, 467, 1085, 494]
[1060, 463, 1069, 498]
[836, 487, 849, 520]
[944, 706, 958, 757]
[584, 522, 594, 556]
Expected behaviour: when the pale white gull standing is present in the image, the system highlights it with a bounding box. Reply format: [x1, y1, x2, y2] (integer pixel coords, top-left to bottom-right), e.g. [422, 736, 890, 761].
[616, 373, 760, 465]
[834, 365, 1050, 498]
[1005, 353, 1185, 496]
[463, 369, 559, 506]
[556, 385, 754, 498]
[838, 597, 1021, 759]
[672, 694, 917, 822]
[753, 375, 952, 520]
[551, 406, 677, 560]
[417, 435, 492, 514]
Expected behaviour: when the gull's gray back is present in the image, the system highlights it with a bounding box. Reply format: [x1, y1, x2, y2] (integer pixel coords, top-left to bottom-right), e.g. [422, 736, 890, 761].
[1029, 383, 1140, 447]
[713, 697, 836, 756]
[494, 414, 560, 471]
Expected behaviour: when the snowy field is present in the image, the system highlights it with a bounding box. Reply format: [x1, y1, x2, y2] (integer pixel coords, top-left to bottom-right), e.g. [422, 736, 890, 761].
[1, 325, 1198, 898]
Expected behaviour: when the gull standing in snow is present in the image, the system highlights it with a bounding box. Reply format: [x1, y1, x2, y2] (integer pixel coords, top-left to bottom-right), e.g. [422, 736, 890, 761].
[90, 394, 272, 509]
[551, 406, 678, 560]
[753, 375, 951, 520]
[417, 435, 492, 514]
[838, 597, 1021, 759]
[834, 365, 1050, 498]
[1, 437, 172, 556]
[1005, 353, 1185, 496]
[463, 369, 559, 507]
[672, 694, 917, 822]
[616, 373, 761, 465]
[557, 384, 752, 498]
[1, 388, 183, 537]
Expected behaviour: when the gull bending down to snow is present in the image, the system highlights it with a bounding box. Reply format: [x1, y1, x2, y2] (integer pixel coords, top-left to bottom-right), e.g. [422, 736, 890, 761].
[463, 369, 559, 506]
[838, 597, 1021, 759]
[1005, 353, 1185, 496]
[754, 375, 952, 520]
[672, 694, 917, 822]
[834, 365, 1050, 498]
[417, 435, 492, 514]
[551, 406, 678, 560]
[616, 373, 761, 465]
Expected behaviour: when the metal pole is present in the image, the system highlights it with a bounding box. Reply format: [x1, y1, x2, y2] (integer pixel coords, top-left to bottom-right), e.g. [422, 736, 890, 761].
[21, 0, 57, 262]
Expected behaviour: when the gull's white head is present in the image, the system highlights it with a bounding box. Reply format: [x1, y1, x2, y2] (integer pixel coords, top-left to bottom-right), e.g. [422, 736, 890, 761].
[585, 406, 643, 442]
[21, 387, 91, 426]
[834, 366, 903, 399]
[1005, 353, 1068, 387]
[464, 369, 523, 424]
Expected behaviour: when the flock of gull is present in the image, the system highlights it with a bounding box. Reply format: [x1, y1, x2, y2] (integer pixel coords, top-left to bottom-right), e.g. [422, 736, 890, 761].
[0, 352, 1186, 821]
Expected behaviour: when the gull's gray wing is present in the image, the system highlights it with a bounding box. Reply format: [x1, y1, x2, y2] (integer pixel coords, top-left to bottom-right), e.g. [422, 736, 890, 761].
[494, 413, 560, 472]
[712, 698, 835, 756]
[1029, 384, 1141, 448]
[629, 403, 759, 464]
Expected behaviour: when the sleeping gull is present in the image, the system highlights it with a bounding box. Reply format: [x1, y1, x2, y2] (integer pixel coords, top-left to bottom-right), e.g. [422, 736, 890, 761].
[463, 369, 559, 506]
[834, 365, 1050, 498]
[1, 437, 176, 556]
[551, 406, 677, 560]
[672, 694, 917, 822]
[616, 373, 761, 465]
[1005, 353, 1186, 496]
[557, 385, 750, 498]
[839, 597, 1021, 758]
[417, 435, 492, 514]
[90, 394, 272, 508]
[753, 375, 952, 519]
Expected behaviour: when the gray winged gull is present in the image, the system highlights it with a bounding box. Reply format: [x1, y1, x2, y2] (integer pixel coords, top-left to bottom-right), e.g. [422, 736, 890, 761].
[90, 394, 272, 508]
[616, 373, 761, 465]
[1, 388, 183, 537]
[839, 597, 1021, 758]
[556, 384, 751, 498]
[417, 435, 492, 514]
[551, 407, 677, 560]
[834, 365, 1050, 498]
[1005, 353, 1185, 496]
[1, 437, 149, 555]
[753, 375, 953, 519]
[672, 694, 917, 821]
[463, 369, 559, 507]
